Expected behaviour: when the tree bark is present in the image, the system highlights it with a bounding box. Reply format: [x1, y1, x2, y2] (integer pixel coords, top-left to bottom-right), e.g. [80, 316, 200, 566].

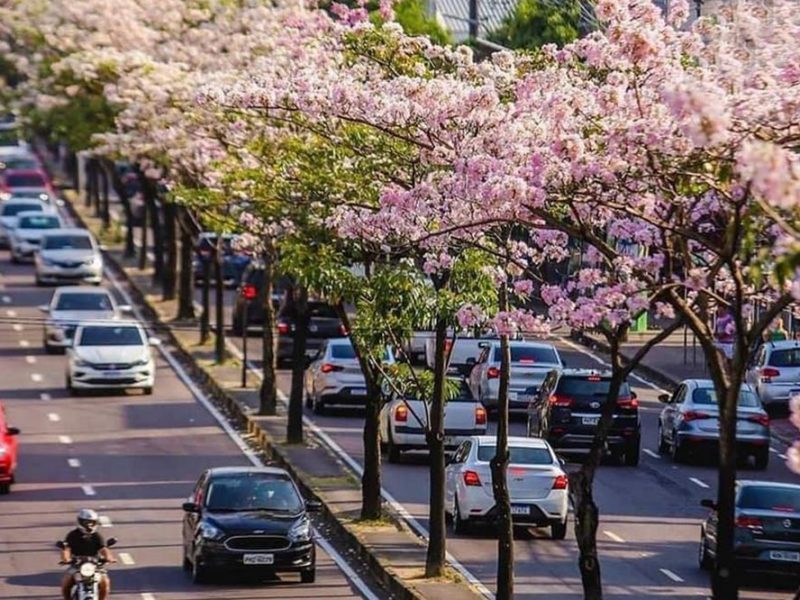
[104, 160, 135, 258]
[213, 239, 226, 364]
[287, 284, 308, 444]
[259, 245, 278, 416]
[425, 313, 449, 578]
[176, 210, 195, 321]
[162, 202, 178, 301]
[85, 157, 95, 208]
[490, 284, 513, 600]
[100, 163, 110, 229]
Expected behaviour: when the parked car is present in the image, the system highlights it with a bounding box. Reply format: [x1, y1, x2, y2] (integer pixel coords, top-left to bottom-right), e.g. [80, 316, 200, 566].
[425, 335, 499, 377]
[39, 286, 130, 353]
[468, 340, 563, 411]
[8, 211, 62, 262]
[0, 198, 48, 247]
[699, 481, 800, 574]
[193, 233, 251, 289]
[0, 402, 20, 494]
[35, 228, 103, 286]
[66, 321, 158, 395]
[0, 168, 54, 198]
[276, 299, 345, 363]
[181, 466, 319, 584]
[746, 340, 800, 408]
[379, 379, 487, 463]
[657, 379, 769, 468]
[527, 369, 641, 465]
[305, 339, 395, 414]
[230, 260, 290, 335]
[445, 436, 569, 537]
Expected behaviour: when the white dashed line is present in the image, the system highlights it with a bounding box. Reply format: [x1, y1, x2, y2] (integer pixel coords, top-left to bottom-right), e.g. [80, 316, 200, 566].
[30, 373, 43, 382]
[68, 458, 81, 468]
[770, 448, 778, 454]
[40, 393, 51, 401]
[59, 435, 72, 444]
[118, 553, 134, 565]
[780, 453, 788, 460]
[642, 449, 660, 459]
[25, 355, 36, 363]
[603, 531, 626, 543]
[141, 593, 155, 600]
[1, 295, 11, 303]
[47, 412, 60, 422]
[99, 515, 113, 528]
[660, 568, 684, 583]
[81, 484, 96, 496]
[689, 477, 710, 489]
[19, 339, 29, 347]
[13, 323, 22, 332]
[6, 309, 16, 317]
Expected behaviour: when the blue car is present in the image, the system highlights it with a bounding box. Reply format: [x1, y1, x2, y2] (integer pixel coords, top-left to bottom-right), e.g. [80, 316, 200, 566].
[193, 233, 251, 288]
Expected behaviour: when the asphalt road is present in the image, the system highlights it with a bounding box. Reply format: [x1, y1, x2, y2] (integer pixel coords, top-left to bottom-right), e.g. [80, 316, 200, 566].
[0, 256, 381, 600]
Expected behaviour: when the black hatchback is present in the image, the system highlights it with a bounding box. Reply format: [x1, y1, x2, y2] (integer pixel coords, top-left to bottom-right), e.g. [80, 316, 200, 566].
[526, 369, 640, 465]
[181, 466, 320, 584]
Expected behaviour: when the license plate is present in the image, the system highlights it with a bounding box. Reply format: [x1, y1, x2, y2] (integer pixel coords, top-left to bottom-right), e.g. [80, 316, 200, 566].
[351, 388, 366, 396]
[510, 505, 530, 515]
[243, 553, 274, 565]
[104, 371, 122, 377]
[582, 416, 599, 426]
[769, 550, 800, 562]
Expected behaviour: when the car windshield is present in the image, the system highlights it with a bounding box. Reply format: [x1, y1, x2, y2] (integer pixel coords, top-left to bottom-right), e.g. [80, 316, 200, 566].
[493, 345, 559, 364]
[79, 326, 142, 346]
[2, 203, 43, 216]
[43, 234, 92, 250]
[18, 214, 59, 229]
[56, 293, 113, 311]
[6, 173, 45, 187]
[2, 157, 38, 170]
[477, 445, 553, 464]
[769, 349, 800, 368]
[205, 474, 303, 513]
[556, 377, 632, 398]
[12, 190, 50, 200]
[739, 486, 800, 513]
[692, 386, 760, 407]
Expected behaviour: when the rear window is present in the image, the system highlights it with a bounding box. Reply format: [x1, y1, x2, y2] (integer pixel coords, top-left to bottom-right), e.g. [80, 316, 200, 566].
[6, 173, 45, 187]
[56, 293, 113, 311]
[331, 344, 357, 359]
[477, 445, 553, 464]
[308, 303, 338, 319]
[692, 386, 759, 407]
[2, 202, 43, 216]
[18, 214, 59, 229]
[556, 377, 631, 398]
[769, 349, 800, 367]
[493, 345, 559, 364]
[739, 486, 800, 513]
[43, 234, 92, 250]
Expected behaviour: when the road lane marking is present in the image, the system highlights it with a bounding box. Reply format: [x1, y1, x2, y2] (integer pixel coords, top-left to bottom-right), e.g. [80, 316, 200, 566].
[59, 435, 72, 444]
[47, 412, 60, 422]
[660, 568, 684, 583]
[68, 458, 80, 468]
[30, 373, 43, 382]
[642, 449, 660, 459]
[13, 323, 23, 331]
[99, 515, 112, 528]
[770, 448, 778, 454]
[25, 355, 36, 363]
[689, 477, 710, 489]
[141, 594, 155, 600]
[780, 453, 788, 460]
[81, 484, 96, 496]
[118, 553, 134, 565]
[603, 531, 625, 543]
[19, 339, 29, 347]
[6, 309, 16, 317]
[40, 393, 51, 401]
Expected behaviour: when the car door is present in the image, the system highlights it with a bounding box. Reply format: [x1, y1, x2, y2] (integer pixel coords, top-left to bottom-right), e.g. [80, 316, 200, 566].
[184, 471, 208, 554]
[663, 385, 686, 443]
[308, 341, 327, 396]
[445, 442, 468, 507]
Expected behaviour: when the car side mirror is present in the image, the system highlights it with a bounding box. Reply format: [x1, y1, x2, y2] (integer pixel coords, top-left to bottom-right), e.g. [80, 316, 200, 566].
[148, 337, 161, 347]
[305, 501, 322, 513]
[38, 305, 50, 313]
[7, 427, 20, 436]
[118, 305, 133, 313]
[56, 541, 66, 549]
[182, 502, 200, 513]
[658, 393, 671, 404]
[558, 456, 567, 466]
[106, 538, 117, 548]
[700, 499, 717, 511]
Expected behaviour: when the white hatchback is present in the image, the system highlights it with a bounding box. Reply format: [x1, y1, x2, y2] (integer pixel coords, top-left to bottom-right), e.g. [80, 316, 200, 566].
[445, 436, 569, 538]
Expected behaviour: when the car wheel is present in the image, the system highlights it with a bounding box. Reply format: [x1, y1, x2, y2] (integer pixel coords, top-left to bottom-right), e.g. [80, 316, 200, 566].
[0, 482, 10, 495]
[671, 432, 688, 464]
[10, 253, 19, 264]
[753, 447, 769, 470]
[698, 532, 712, 570]
[35, 276, 43, 287]
[624, 439, 640, 466]
[312, 394, 326, 415]
[192, 556, 210, 584]
[386, 430, 402, 464]
[44, 341, 58, 355]
[657, 425, 669, 454]
[551, 518, 568, 540]
[182, 553, 192, 572]
[143, 387, 153, 396]
[453, 495, 471, 535]
[300, 568, 316, 584]
[66, 377, 80, 397]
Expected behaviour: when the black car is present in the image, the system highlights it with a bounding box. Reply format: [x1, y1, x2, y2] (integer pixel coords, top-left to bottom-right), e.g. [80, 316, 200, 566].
[700, 481, 800, 575]
[181, 466, 319, 584]
[231, 261, 290, 335]
[525, 369, 640, 466]
[193, 233, 251, 288]
[277, 298, 345, 363]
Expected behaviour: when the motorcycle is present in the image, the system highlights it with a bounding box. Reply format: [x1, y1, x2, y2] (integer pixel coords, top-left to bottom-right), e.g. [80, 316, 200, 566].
[56, 537, 117, 600]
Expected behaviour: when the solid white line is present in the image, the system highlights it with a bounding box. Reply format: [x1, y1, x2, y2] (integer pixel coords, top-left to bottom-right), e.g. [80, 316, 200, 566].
[99, 515, 113, 528]
[13, 323, 23, 332]
[30, 373, 42, 382]
[81, 484, 96, 496]
[68, 458, 80, 468]
[118, 552, 134, 565]
[59, 435, 72, 444]
[25, 355, 36, 363]
[603, 530, 625, 543]
[660, 568, 684, 583]
[47, 412, 60, 422]
[19, 339, 29, 347]
[40, 392, 51, 401]
[689, 477, 710, 489]
[642, 449, 660, 459]
[141, 594, 155, 600]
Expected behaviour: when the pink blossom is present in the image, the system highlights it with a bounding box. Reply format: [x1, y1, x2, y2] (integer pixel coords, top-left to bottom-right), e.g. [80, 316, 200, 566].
[513, 279, 534, 297]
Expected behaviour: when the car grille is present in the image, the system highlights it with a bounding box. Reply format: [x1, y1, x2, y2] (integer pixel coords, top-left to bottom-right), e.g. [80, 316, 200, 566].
[224, 536, 291, 552]
[54, 261, 83, 268]
[92, 363, 136, 371]
[84, 377, 137, 385]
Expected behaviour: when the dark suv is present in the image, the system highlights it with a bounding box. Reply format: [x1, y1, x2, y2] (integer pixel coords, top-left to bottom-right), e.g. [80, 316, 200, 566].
[231, 261, 290, 335]
[277, 299, 345, 363]
[525, 369, 640, 466]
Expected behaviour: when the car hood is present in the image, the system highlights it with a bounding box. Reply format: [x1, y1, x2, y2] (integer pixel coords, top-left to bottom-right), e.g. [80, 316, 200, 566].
[13, 228, 50, 241]
[206, 510, 303, 535]
[40, 248, 96, 261]
[51, 310, 117, 325]
[0, 216, 19, 229]
[75, 345, 149, 364]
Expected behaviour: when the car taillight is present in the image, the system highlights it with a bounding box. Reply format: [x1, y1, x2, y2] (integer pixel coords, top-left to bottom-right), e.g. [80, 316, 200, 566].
[475, 406, 487, 426]
[241, 283, 257, 300]
[617, 397, 638, 409]
[487, 367, 500, 379]
[277, 322, 290, 335]
[552, 474, 568, 490]
[394, 404, 408, 423]
[463, 470, 482, 486]
[747, 413, 770, 427]
[736, 515, 762, 530]
[339, 324, 348, 336]
[761, 367, 780, 382]
[549, 394, 573, 407]
[683, 410, 711, 422]
[321, 363, 343, 374]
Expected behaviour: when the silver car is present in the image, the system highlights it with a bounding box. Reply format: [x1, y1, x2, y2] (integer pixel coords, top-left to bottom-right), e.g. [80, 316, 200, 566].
[305, 338, 394, 414]
[467, 341, 563, 411]
[39, 286, 130, 353]
[657, 379, 770, 469]
[0, 198, 48, 247]
[746, 340, 800, 407]
[9, 211, 62, 262]
[35, 228, 103, 286]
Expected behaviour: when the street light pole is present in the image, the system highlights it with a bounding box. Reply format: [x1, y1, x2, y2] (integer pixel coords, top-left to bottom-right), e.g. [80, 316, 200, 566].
[241, 297, 249, 388]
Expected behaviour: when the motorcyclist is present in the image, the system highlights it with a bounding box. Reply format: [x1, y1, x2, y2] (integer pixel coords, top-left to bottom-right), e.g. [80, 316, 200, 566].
[60, 509, 115, 600]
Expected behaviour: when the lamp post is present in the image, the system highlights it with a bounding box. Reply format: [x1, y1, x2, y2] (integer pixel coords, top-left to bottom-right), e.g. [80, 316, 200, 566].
[241, 283, 257, 387]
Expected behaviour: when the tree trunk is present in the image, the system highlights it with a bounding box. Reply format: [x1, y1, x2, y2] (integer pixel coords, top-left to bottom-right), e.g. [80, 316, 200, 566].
[425, 314, 449, 578]
[162, 202, 177, 301]
[213, 240, 226, 364]
[176, 210, 195, 321]
[85, 158, 94, 208]
[490, 285, 513, 599]
[150, 196, 164, 286]
[200, 258, 211, 344]
[287, 284, 308, 444]
[138, 186, 148, 270]
[100, 164, 110, 229]
[104, 160, 135, 258]
[259, 245, 278, 416]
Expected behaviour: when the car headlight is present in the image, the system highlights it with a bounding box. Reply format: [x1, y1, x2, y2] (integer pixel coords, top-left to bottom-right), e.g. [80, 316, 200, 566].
[288, 518, 312, 543]
[85, 255, 101, 266]
[39, 256, 55, 266]
[132, 358, 149, 367]
[73, 358, 89, 368]
[199, 522, 224, 540]
[79, 562, 97, 578]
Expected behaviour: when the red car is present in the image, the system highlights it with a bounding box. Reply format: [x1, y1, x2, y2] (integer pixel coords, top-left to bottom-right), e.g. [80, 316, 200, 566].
[0, 402, 20, 494]
[0, 168, 53, 195]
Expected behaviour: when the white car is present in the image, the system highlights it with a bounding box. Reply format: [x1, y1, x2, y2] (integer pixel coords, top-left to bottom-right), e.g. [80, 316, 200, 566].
[0, 198, 48, 247]
[379, 380, 487, 463]
[35, 228, 103, 286]
[39, 286, 130, 353]
[746, 340, 800, 407]
[66, 322, 158, 395]
[9, 211, 62, 262]
[445, 436, 569, 538]
[305, 339, 395, 414]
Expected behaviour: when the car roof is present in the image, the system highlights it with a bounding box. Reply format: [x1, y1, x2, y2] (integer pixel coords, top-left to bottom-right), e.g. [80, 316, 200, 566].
[16, 210, 57, 218]
[76, 319, 141, 328]
[41, 228, 91, 237]
[685, 379, 755, 391]
[763, 340, 800, 350]
[4, 168, 45, 175]
[207, 466, 291, 477]
[328, 338, 353, 346]
[484, 340, 557, 348]
[473, 435, 550, 448]
[1, 197, 45, 205]
[53, 286, 112, 296]
[739, 480, 800, 491]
